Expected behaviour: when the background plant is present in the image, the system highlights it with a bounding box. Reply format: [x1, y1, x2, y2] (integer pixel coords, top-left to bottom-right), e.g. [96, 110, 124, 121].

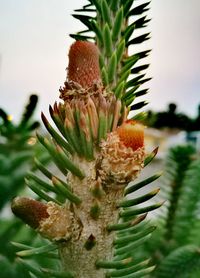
[0, 95, 52, 278]
[139, 144, 200, 277]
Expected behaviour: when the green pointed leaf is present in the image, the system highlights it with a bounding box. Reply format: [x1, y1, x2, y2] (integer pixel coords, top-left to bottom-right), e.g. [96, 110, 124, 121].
[52, 177, 81, 205]
[91, 0, 101, 13]
[41, 112, 74, 154]
[16, 243, 57, 257]
[112, 7, 124, 41]
[102, 67, 109, 85]
[125, 171, 162, 195]
[72, 14, 94, 29]
[116, 39, 125, 63]
[120, 201, 164, 218]
[123, 0, 134, 17]
[27, 172, 58, 194]
[114, 235, 151, 256]
[110, 0, 119, 11]
[123, 22, 135, 42]
[114, 81, 125, 99]
[103, 24, 113, 57]
[121, 56, 139, 75]
[132, 112, 148, 121]
[122, 85, 140, 101]
[144, 147, 159, 166]
[91, 20, 103, 45]
[34, 158, 53, 180]
[101, 0, 112, 27]
[118, 188, 160, 207]
[17, 258, 45, 277]
[26, 178, 62, 205]
[108, 214, 147, 232]
[106, 259, 151, 277]
[115, 226, 156, 246]
[108, 52, 117, 83]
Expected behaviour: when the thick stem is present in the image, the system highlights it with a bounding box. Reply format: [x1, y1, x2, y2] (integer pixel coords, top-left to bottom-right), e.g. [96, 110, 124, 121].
[58, 156, 124, 277]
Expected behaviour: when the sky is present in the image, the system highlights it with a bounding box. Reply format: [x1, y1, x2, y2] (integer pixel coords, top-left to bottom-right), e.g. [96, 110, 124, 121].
[0, 0, 200, 123]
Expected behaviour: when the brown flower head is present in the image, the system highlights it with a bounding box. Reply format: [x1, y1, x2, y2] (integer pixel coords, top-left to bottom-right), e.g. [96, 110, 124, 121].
[67, 41, 101, 89]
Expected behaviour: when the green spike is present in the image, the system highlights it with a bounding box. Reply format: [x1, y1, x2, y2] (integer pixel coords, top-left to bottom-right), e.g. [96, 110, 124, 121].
[125, 94, 136, 106]
[121, 56, 139, 76]
[27, 172, 58, 194]
[37, 134, 85, 179]
[116, 39, 125, 63]
[108, 52, 117, 83]
[123, 0, 134, 17]
[120, 201, 164, 218]
[118, 188, 160, 207]
[122, 85, 140, 101]
[41, 112, 74, 154]
[103, 24, 113, 57]
[96, 257, 133, 269]
[112, 7, 124, 41]
[132, 112, 148, 121]
[52, 177, 81, 205]
[91, 0, 101, 12]
[114, 81, 125, 99]
[114, 235, 151, 256]
[117, 217, 149, 237]
[16, 243, 57, 257]
[101, 0, 112, 27]
[91, 20, 103, 45]
[102, 66, 109, 85]
[144, 147, 159, 166]
[125, 171, 162, 195]
[114, 226, 156, 246]
[17, 258, 45, 278]
[49, 105, 66, 139]
[34, 158, 53, 180]
[106, 259, 150, 277]
[110, 0, 119, 11]
[107, 214, 147, 232]
[26, 179, 62, 205]
[37, 134, 68, 175]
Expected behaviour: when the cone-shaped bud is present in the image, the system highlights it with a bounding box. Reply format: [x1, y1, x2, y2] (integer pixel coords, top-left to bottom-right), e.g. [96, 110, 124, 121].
[68, 41, 101, 88]
[116, 120, 144, 151]
[11, 197, 49, 229]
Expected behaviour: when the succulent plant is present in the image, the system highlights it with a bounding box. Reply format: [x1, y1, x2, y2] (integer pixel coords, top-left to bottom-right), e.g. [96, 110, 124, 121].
[11, 1, 162, 277]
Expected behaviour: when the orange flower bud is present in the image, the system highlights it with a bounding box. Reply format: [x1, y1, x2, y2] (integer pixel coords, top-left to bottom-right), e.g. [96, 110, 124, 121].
[68, 41, 100, 88]
[117, 120, 144, 151]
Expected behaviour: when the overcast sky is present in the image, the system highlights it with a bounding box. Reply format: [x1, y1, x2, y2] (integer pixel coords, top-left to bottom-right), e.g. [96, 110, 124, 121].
[0, 0, 200, 123]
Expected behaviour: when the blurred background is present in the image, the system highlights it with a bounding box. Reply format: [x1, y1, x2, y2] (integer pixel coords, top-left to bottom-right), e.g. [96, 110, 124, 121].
[1, 0, 200, 122]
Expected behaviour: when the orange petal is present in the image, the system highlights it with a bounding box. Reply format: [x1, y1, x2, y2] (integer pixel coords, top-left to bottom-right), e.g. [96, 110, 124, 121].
[117, 120, 144, 151]
[68, 41, 100, 88]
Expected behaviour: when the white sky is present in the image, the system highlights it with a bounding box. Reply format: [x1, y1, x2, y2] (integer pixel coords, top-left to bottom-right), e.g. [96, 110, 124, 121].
[0, 0, 200, 123]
